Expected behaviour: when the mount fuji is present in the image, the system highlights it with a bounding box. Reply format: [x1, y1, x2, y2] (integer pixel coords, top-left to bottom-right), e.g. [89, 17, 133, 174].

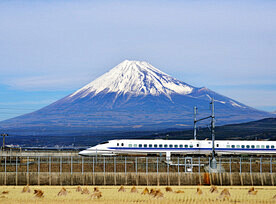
[0, 60, 272, 145]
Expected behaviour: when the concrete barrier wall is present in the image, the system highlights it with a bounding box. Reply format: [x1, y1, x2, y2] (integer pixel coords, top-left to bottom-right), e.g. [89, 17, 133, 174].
[0, 172, 275, 186]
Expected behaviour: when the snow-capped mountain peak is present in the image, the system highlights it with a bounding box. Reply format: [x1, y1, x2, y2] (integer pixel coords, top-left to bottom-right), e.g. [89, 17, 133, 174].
[70, 60, 194, 99]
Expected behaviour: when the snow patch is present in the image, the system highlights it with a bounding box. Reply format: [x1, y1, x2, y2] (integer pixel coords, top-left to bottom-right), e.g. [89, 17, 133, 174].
[230, 100, 242, 108]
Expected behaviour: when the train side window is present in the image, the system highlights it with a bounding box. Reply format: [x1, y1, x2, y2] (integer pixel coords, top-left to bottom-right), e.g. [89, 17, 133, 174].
[164, 144, 168, 148]
[117, 143, 119, 146]
[149, 144, 152, 148]
[261, 145, 264, 149]
[121, 143, 124, 146]
[185, 145, 188, 148]
[251, 145, 255, 148]
[139, 144, 142, 147]
[231, 145, 235, 148]
[174, 145, 178, 148]
[241, 145, 245, 148]
[236, 145, 240, 148]
[129, 144, 132, 147]
[272, 145, 275, 149]
[190, 145, 193, 148]
[169, 144, 173, 148]
[197, 144, 199, 147]
[227, 145, 230, 148]
[154, 144, 158, 148]
[266, 145, 270, 149]
[134, 144, 137, 147]
[144, 144, 147, 148]
[256, 145, 260, 148]
[159, 144, 163, 148]
[246, 145, 250, 148]
[180, 145, 183, 148]
[216, 144, 219, 147]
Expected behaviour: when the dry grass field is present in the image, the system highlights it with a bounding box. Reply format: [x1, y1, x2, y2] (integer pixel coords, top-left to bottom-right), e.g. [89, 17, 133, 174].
[0, 185, 276, 204]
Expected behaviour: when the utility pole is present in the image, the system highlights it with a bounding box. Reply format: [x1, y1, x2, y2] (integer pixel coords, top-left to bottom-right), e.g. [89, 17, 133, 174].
[193, 106, 197, 140]
[210, 98, 217, 169]
[193, 98, 217, 170]
[1, 133, 8, 151]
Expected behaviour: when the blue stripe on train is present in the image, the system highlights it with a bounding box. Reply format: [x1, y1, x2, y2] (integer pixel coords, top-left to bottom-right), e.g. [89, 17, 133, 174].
[108, 147, 276, 151]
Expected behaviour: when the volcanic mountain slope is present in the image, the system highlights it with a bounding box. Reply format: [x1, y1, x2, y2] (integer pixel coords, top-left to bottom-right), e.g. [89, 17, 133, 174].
[0, 60, 272, 136]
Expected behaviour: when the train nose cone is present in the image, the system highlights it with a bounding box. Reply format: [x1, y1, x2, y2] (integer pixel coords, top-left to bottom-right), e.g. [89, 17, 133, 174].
[78, 150, 90, 156]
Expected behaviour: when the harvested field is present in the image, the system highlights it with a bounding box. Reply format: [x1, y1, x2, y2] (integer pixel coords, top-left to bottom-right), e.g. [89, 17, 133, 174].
[0, 185, 276, 203]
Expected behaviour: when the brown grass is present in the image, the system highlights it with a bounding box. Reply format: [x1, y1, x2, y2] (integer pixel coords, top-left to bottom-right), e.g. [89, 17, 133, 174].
[90, 191, 102, 199]
[81, 187, 90, 194]
[75, 186, 82, 192]
[153, 189, 163, 199]
[196, 187, 203, 195]
[0, 185, 276, 204]
[34, 189, 44, 198]
[22, 185, 31, 193]
[141, 187, 149, 195]
[93, 187, 99, 192]
[149, 188, 156, 196]
[165, 186, 173, 192]
[248, 187, 258, 195]
[210, 185, 218, 193]
[118, 185, 126, 192]
[57, 187, 67, 196]
[130, 186, 138, 193]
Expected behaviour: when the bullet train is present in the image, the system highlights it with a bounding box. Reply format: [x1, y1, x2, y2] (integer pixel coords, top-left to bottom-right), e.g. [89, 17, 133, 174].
[79, 139, 276, 159]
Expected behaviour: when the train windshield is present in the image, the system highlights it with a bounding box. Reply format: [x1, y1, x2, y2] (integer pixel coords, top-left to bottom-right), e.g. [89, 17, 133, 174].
[99, 141, 109, 145]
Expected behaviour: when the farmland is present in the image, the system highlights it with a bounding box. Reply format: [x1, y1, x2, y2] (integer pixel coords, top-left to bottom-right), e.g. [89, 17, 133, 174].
[0, 185, 276, 204]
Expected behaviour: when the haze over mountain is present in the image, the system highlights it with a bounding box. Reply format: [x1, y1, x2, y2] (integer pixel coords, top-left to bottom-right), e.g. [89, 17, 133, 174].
[0, 60, 272, 139]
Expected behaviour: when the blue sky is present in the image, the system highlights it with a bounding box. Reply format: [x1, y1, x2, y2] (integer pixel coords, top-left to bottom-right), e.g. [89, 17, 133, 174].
[0, 0, 276, 121]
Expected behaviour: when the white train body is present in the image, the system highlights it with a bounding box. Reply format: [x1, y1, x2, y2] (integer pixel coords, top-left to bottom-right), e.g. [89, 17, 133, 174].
[79, 139, 276, 159]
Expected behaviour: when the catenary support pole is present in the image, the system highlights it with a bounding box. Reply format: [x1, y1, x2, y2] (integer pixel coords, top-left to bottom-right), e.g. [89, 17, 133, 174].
[210, 98, 217, 169]
[194, 106, 197, 140]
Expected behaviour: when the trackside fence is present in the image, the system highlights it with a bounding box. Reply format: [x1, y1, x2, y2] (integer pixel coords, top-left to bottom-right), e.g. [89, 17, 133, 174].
[1, 155, 276, 185]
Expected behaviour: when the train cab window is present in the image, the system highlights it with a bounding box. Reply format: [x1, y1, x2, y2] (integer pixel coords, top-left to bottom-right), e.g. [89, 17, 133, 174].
[272, 145, 275, 149]
[159, 144, 163, 148]
[185, 145, 188, 148]
[256, 145, 260, 148]
[237, 145, 240, 148]
[169, 144, 173, 148]
[246, 145, 250, 148]
[139, 144, 142, 147]
[197, 144, 199, 147]
[149, 144, 152, 148]
[227, 145, 230, 148]
[134, 144, 137, 147]
[164, 144, 168, 148]
[251, 145, 255, 148]
[129, 144, 132, 147]
[231, 145, 235, 148]
[117, 143, 119, 146]
[144, 144, 147, 148]
[174, 145, 178, 148]
[190, 145, 193, 148]
[180, 145, 183, 148]
[266, 145, 270, 149]
[241, 145, 245, 148]
[261, 145, 265, 149]
[216, 144, 219, 148]
[121, 143, 124, 146]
